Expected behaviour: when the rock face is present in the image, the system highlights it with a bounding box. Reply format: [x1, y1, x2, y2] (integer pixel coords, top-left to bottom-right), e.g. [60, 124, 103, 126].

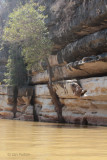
[34, 97, 58, 122]
[33, 76, 107, 100]
[0, 86, 14, 119]
[62, 100, 107, 126]
[15, 87, 34, 121]
[33, 76, 107, 125]
[30, 0, 107, 126]
[0, 85, 34, 121]
[0, 0, 107, 125]
[31, 53, 107, 84]
[0, 85, 15, 95]
[58, 29, 107, 63]
[43, 0, 107, 52]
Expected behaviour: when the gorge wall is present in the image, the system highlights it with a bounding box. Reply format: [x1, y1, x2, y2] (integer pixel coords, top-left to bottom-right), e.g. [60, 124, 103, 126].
[0, 0, 107, 126]
[0, 86, 34, 121]
[32, 0, 107, 126]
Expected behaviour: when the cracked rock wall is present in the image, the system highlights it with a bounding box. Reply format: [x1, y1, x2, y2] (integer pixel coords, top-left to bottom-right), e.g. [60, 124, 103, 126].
[0, 86, 34, 121]
[31, 0, 107, 126]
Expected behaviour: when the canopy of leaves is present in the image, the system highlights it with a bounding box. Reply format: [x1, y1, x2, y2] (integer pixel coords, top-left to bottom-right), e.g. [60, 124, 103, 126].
[0, 0, 29, 62]
[3, 1, 52, 70]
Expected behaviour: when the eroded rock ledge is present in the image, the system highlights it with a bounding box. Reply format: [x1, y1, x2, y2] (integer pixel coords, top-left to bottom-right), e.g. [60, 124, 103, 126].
[43, 0, 107, 51]
[31, 53, 107, 84]
[33, 76, 107, 125]
[58, 29, 107, 63]
[31, 0, 107, 125]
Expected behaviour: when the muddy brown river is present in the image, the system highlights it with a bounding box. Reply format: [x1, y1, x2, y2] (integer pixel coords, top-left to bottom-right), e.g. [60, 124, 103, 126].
[0, 119, 107, 160]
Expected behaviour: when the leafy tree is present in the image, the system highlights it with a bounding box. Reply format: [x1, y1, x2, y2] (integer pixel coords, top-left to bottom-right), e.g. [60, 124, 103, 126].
[3, 1, 64, 122]
[3, 1, 52, 70]
[4, 45, 27, 86]
[0, 0, 28, 32]
[0, 0, 29, 80]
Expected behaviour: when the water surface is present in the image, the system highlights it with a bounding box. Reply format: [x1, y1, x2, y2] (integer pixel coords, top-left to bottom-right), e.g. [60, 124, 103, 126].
[0, 119, 107, 160]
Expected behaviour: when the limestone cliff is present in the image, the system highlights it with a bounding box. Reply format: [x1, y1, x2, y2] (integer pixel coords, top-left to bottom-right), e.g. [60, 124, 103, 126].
[0, 85, 34, 121]
[44, 0, 107, 53]
[0, 0, 107, 125]
[31, 0, 107, 126]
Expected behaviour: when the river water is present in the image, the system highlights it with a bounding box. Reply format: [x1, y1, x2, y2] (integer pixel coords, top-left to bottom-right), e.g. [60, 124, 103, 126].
[0, 120, 107, 160]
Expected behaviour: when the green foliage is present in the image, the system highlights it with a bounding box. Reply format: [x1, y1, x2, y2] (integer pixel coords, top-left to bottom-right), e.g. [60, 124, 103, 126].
[0, 0, 28, 30]
[3, 1, 52, 70]
[0, 0, 29, 64]
[4, 45, 27, 86]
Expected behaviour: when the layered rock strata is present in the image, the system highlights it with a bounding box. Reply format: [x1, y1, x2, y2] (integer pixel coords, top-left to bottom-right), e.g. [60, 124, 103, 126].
[0, 86, 14, 119]
[33, 85, 58, 122]
[31, 53, 107, 84]
[34, 77, 107, 125]
[0, 0, 107, 125]
[15, 87, 34, 121]
[31, 0, 107, 126]
[34, 98, 58, 122]
[0, 86, 34, 121]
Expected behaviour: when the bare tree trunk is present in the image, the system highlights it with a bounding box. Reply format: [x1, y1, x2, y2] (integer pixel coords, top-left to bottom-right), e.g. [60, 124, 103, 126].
[47, 59, 65, 123]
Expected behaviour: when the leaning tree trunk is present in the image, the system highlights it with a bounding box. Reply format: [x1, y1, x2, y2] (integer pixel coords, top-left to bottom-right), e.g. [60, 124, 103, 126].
[47, 59, 65, 123]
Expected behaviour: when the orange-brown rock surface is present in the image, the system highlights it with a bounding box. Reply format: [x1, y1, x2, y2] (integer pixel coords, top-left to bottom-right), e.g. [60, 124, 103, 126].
[15, 87, 34, 121]
[0, 86, 14, 119]
[0, 0, 107, 125]
[30, 0, 107, 126]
